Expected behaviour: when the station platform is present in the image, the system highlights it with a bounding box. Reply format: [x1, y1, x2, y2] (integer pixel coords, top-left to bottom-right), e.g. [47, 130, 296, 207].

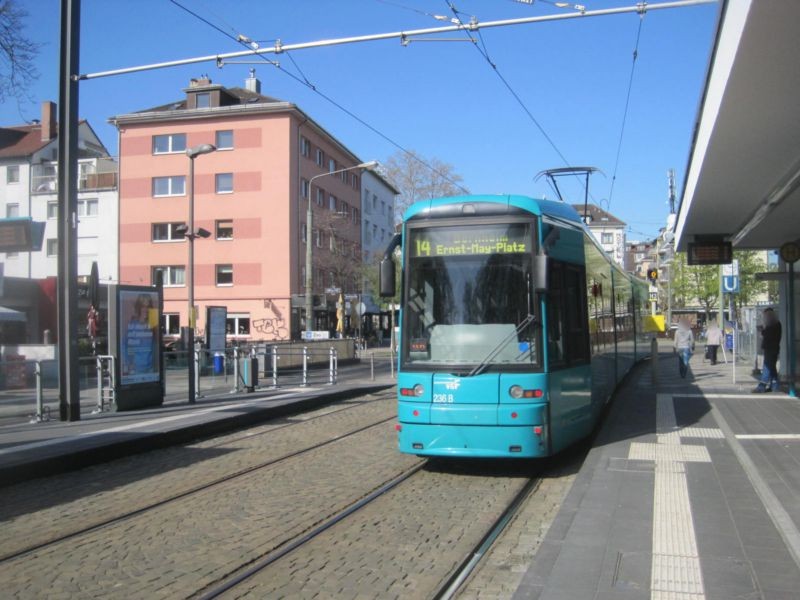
[0, 377, 393, 488]
[514, 350, 800, 600]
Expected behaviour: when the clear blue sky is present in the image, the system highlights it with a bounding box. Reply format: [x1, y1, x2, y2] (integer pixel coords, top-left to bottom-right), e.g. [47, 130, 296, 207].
[3, 0, 719, 240]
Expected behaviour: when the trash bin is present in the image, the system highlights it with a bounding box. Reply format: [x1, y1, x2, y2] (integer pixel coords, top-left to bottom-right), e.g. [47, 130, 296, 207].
[725, 333, 734, 351]
[213, 353, 224, 375]
[242, 356, 258, 392]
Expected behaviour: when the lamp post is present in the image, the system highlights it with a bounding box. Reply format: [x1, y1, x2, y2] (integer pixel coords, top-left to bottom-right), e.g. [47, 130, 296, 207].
[304, 160, 378, 338]
[184, 143, 216, 403]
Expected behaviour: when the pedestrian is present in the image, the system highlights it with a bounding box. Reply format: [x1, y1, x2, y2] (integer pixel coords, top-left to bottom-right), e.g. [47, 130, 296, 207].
[673, 319, 695, 378]
[754, 307, 782, 392]
[705, 319, 723, 365]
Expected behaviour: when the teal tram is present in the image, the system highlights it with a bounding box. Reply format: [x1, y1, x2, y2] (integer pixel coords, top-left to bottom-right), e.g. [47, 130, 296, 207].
[379, 195, 649, 458]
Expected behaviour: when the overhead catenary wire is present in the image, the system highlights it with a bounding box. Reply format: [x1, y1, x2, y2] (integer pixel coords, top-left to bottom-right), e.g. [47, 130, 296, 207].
[168, 0, 470, 194]
[607, 10, 646, 213]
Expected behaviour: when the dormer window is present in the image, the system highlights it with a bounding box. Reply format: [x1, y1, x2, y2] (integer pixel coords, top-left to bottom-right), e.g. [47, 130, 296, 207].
[196, 93, 210, 108]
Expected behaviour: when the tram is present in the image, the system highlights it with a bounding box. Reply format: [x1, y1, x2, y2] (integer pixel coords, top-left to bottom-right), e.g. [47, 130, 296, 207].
[379, 195, 649, 458]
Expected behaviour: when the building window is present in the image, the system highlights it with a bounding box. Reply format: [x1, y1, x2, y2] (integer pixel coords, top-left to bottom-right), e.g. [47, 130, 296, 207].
[47, 201, 58, 219]
[315, 148, 324, 167]
[215, 173, 233, 194]
[152, 222, 186, 242]
[328, 194, 337, 212]
[152, 133, 186, 154]
[215, 264, 233, 286]
[6, 203, 19, 217]
[301, 178, 309, 200]
[6, 165, 19, 184]
[340, 201, 349, 218]
[226, 314, 250, 336]
[601, 232, 614, 245]
[316, 188, 324, 206]
[300, 222, 307, 243]
[363, 190, 371, 214]
[340, 169, 348, 182]
[153, 176, 185, 197]
[77, 198, 99, 216]
[329, 158, 336, 173]
[195, 92, 210, 108]
[351, 173, 358, 189]
[162, 313, 180, 335]
[329, 235, 337, 253]
[46, 238, 58, 256]
[215, 130, 233, 150]
[314, 229, 321, 248]
[216, 219, 233, 240]
[300, 136, 310, 158]
[152, 265, 185, 287]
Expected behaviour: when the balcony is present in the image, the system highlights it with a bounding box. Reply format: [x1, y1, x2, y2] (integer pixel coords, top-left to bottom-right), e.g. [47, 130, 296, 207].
[31, 160, 118, 195]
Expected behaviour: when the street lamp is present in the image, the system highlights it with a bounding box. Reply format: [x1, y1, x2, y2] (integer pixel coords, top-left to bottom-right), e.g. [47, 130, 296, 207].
[184, 143, 216, 403]
[304, 160, 378, 338]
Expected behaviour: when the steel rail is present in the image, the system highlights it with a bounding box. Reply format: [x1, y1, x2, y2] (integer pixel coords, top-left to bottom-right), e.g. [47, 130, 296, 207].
[0, 415, 396, 565]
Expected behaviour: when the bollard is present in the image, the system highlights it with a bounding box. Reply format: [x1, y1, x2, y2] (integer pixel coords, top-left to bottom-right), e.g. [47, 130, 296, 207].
[34, 361, 45, 422]
[334, 349, 338, 384]
[370, 352, 375, 381]
[329, 347, 335, 385]
[194, 344, 201, 400]
[95, 355, 104, 413]
[390, 350, 395, 379]
[302, 346, 309, 386]
[651, 336, 658, 385]
[271, 346, 278, 388]
[232, 346, 240, 393]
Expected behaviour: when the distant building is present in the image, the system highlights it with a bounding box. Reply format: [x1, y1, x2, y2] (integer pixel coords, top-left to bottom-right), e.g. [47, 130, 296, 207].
[0, 101, 118, 281]
[625, 240, 656, 278]
[111, 72, 367, 342]
[360, 170, 398, 313]
[572, 203, 626, 266]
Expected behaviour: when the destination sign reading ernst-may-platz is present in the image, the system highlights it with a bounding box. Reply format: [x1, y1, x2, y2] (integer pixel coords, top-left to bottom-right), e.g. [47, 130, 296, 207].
[410, 223, 530, 257]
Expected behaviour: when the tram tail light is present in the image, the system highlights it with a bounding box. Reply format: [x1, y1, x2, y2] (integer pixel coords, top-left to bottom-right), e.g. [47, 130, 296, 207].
[400, 384, 425, 397]
[395, 424, 402, 431]
[534, 426, 543, 435]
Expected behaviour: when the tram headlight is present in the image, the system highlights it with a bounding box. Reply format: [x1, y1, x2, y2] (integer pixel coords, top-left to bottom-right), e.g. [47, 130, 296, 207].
[509, 385, 524, 399]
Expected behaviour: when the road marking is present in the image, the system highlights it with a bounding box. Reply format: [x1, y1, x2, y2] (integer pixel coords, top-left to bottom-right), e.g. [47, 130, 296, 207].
[735, 434, 800, 440]
[629, 393, 710, 600]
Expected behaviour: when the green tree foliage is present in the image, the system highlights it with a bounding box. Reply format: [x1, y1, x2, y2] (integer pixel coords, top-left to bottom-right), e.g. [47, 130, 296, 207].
[0, 0, 39, 103]
[382, 150, 467, 224]
[733, 250, 768, 311]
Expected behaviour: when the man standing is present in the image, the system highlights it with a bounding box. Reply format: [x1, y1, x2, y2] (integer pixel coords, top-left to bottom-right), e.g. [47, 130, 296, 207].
[754, 307, 782, 392]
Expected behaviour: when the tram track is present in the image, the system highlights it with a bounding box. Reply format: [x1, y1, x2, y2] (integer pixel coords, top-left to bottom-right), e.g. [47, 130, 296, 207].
[0, 410, 396, 565]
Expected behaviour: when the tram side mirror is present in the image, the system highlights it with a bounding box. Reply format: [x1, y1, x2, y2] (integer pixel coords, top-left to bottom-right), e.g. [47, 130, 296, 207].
[534, 254, 548, 293]
[379, 258, 396, 297]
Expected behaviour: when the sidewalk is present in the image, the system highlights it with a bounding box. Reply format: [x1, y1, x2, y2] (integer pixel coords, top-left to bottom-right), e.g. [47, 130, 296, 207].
[514, 350, 800, 600]
[0, 374, 393, 488]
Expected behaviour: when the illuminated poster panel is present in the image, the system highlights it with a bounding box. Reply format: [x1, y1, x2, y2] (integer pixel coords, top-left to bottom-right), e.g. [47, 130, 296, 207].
[118, 289, 160, 385]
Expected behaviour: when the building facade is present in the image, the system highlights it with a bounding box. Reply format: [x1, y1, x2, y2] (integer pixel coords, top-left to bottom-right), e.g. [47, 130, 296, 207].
[111, 73, 366, 342]
[573, 203, 627, 266]
[0, 102, 118, 281]
[360, 169, 398, 312]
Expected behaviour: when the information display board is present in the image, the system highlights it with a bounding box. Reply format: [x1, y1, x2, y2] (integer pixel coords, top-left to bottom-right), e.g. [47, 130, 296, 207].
[409, 223, 531, 258]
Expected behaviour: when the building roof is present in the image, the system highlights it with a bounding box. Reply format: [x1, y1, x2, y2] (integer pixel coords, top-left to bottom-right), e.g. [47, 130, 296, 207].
[0, 125, 51, 159]
[132, 86, 285, 114]
[571, 203, 626, 227]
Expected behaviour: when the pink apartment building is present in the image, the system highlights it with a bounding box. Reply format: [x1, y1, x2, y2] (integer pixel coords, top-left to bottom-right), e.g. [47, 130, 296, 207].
[111, 72, 365, 342]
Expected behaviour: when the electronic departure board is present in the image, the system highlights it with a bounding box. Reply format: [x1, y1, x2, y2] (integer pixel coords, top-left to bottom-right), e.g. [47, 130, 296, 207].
[409, 223, 531, 258]
[687, 241, 732, 265]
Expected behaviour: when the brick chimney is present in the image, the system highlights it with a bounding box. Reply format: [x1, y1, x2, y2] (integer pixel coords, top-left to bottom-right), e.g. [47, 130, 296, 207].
[41, 101, 56, 142]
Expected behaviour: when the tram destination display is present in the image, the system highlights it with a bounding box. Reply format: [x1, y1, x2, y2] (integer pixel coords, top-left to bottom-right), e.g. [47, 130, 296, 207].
[410, 223, 530, 258]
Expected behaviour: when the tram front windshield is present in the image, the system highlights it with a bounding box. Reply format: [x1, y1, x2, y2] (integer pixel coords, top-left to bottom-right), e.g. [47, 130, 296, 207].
[402, 221, 539, 372]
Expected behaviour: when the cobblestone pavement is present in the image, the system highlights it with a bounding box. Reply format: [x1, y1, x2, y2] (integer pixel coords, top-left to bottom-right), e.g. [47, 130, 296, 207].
[0, 392, 395, 560]
[455, 454, 582, 599]
[222, 462, 534, 599]
[0, 416, 420, 599]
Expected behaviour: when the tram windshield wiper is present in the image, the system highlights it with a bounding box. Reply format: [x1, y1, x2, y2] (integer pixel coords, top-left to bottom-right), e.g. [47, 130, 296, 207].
[466, 313, 536, 378]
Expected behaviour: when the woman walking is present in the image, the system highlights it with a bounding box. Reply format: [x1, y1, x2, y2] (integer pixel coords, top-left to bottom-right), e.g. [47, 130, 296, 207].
[673, 319, 695, 378]
[705, 320, 723, 365]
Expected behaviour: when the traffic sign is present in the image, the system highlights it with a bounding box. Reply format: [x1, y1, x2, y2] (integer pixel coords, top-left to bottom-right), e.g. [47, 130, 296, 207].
[722, 259, 739, 277]
[780, 242, 800, 264]
[647, 268, 658, 283]
[722, 275, 740, 293]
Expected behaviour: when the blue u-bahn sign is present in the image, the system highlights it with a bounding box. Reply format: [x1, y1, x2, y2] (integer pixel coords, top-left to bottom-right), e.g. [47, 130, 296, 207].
[722, 275, 740, 293]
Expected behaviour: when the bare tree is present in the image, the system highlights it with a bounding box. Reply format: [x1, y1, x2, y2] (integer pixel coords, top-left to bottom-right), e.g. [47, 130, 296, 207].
[382, 150, 467, 223]
[0, 0, 40, 104]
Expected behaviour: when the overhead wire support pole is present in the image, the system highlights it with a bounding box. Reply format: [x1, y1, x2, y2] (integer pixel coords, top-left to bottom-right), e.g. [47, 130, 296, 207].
[77, 0, 717, 80]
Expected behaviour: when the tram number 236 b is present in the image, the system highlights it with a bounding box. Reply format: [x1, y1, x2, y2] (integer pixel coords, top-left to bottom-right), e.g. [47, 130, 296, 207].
[433, 393, 455, 403]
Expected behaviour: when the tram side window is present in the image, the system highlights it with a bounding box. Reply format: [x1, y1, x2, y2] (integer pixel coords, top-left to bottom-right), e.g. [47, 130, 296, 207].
[564, 265, 590, 364]
[547, 262, 566, 367]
